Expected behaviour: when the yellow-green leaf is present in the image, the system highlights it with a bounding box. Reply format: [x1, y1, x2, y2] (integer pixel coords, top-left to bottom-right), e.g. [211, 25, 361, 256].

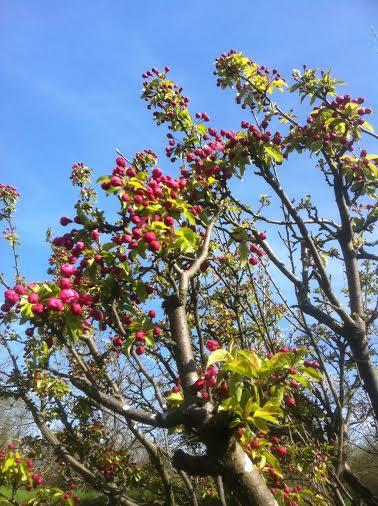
[264, 145, 283, 163]
[207, 349, 233, 367]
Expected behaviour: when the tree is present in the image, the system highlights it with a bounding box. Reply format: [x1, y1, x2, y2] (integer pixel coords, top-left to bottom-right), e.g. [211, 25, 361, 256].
[0, 50, 377, 506]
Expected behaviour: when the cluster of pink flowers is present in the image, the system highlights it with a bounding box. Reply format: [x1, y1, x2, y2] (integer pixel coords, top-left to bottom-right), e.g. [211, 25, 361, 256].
[191, 340, 224, 399]
[0, 183, 20, 216]
[111, 310, 161, 356]
[0, 183, 20, 200]
[1, 279, 93, 321]
[70, 162, 92, 187]
[99, 157, 193, 255]
[248, 232, 267, 265]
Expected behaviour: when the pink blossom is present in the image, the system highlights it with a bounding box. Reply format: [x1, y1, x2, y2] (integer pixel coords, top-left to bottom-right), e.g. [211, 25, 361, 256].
[206, 340, 221, 352]
[144, 232, 156, 244]
[28, 292, 39, 304]
[31, 303, 44, 315]
[14, 285, 27, 295]
[46, 297, 64, 312]
[135, 345, 145, 355]
[135, 331, 145, 341]
[248, 257, 259, 265]
[61, 263, 75, 277]
[4, 289, 19, 306]
[204, 365, 219, 378]
[205, 375, 217, 388]
[91, 230, 100, 241]
[116, 156, 126, 167]
[59, 289, 79, 303]
[59, 278, 71, 289]
[193, 378, 206, 391]
[110, 175, 122, 187]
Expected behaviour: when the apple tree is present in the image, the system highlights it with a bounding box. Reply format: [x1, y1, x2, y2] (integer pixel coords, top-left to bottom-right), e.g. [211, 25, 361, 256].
[0, 50, 377, 506]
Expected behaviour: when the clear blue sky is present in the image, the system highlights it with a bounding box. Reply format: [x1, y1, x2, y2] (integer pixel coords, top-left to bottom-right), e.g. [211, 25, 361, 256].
[0, 0, 377, 282]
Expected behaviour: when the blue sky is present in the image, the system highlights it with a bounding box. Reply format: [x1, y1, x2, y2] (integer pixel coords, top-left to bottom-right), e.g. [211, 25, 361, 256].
[0, 0, 377, 283]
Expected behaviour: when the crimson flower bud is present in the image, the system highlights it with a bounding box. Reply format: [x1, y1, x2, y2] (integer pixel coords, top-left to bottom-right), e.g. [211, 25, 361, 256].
[31, 303, 44, 315]
[116, 156, 126, 167]
[14, 284, 27, 295]
[193, 378, 206, 391]
[248, 257, 259, 265]
[91, 230, 100, 241]
[206, 339, 221, 351]
[135, 345, 145, 355]
[61, 263, 75, 277]
[60, 216, 73, 226]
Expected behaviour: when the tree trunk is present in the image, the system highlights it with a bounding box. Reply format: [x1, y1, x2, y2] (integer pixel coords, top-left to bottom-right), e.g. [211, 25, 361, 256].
[216, 475, 227, 506]
[343, 464, 378, 506]
[221, 441, 277, 506]
[346, 328, 378, 421]
[173, 440, 276, 506]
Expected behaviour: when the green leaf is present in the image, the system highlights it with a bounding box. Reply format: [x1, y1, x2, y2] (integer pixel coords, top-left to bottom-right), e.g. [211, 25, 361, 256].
[264, 145, 283, 163]
[144, 333, 155, 346]
[290, 373, 311, 388]
[145, 204, 162, 212]
[250, 417, 268, 432]
[238, 350, 262, 371]
[2, 456, 15, 472]
[196, 124, 207, 136]
[37, 283, 59, 299]
[166, 391, 184, 406]
[65, 315, 83, 343]
[262, 451, 283, 477]
[239, 243, 249, 266]
[302, 366, 322, 382]
[174, 227, 199, 253]
[207, 349, 233, 367]
[252, 400, 283, 424]
[19, 461, 29, 481]
[101, 242, 117, 251]
[150, 221, 169, 231]
[243, 398, 255, 420]
[229, 417, 243, 428]
[42, 340, 50, 356]
[168, 424, 184, 435]
[362, 121, 374, 132]
[128, 178, 145, 189]
[124, 337, 135, 355]
[182, 208, 196, 226]
[252, 409, 280, 424]
[20, 302, 34, 324]
[289, 83, 301, 93]
[135, 283, 147, 301]
[223, 357, 257, 378]
[261, 351, 292, 373]
[229, 376, 244, 403]
[230, 226, 249, 242]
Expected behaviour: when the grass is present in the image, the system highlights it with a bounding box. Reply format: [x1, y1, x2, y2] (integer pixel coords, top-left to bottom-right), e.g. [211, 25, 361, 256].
[0, 487, 156, 505]
[0, 487, 107, 505]
[0, 486, 222, 505]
